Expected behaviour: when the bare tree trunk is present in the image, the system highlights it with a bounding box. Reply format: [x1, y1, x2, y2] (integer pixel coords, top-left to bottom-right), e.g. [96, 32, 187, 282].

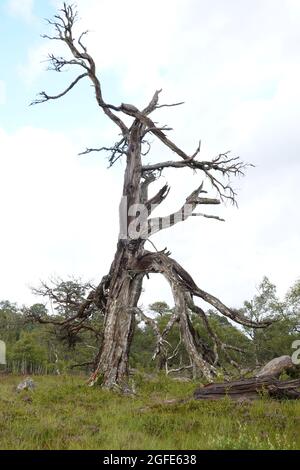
[89, 119, 145, 388]
[167, 274, 216, 381]
[89, 257, 143, 387]
[31, 4, 274, 390]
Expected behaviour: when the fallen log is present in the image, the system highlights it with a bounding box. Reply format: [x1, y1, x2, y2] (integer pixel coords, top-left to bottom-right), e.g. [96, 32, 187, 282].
[194, 376, 300, 401]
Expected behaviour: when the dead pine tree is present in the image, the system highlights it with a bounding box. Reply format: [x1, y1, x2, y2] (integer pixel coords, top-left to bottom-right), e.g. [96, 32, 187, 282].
[31, 3, 272, 390]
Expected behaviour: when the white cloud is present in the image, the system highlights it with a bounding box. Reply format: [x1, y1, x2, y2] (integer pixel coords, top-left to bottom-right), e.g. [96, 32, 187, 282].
[18, 42, 59, 85]
[0, 126, 120, 305]
[3, 0, 300, 307]
[7, 0, 35, 22]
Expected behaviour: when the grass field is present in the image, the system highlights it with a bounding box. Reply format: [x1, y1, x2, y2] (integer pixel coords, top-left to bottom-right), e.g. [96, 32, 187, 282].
[0, 374, 299, 450]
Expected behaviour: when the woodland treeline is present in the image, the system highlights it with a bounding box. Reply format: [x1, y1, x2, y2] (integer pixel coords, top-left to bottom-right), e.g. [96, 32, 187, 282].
[0, 276, 299, 378]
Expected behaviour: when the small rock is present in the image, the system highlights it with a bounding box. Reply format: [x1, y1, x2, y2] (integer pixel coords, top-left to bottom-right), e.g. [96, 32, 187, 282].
[255, 356, 294, 378]
[16, 377, 36, 392]
[236, 396, 252, 405]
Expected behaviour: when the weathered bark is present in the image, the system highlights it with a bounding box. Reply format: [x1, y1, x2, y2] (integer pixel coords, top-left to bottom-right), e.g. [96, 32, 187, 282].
[89, 261, 143, 387]
[31, 4, 275, 390]
[171, 282, 216, 381]
[89, 120, 145, 387]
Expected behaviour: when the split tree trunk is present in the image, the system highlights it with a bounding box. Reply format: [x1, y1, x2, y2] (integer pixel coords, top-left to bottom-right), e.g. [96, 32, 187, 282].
[89, 122, 145, 388]
[171, 282, 216, 381]
[89, 258, 143, 387]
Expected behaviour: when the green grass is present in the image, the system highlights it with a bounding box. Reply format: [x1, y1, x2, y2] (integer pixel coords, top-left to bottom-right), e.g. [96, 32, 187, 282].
[0, 374, 299, 450]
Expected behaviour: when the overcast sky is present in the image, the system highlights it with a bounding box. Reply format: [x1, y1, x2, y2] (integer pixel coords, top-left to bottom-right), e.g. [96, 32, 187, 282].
[0, 0, 299, 311]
